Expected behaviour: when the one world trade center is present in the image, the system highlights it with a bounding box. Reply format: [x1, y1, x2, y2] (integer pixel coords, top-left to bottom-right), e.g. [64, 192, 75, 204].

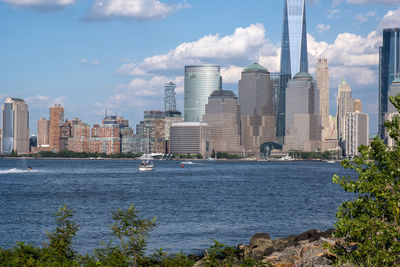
[277, 0, 309, 143]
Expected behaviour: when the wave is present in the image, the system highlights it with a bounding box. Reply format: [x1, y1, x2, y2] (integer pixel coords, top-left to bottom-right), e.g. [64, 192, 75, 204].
[0, 168, 38, 174]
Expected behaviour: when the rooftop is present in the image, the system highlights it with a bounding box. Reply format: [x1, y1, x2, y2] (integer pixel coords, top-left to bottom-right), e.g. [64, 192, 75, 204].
[243, 62, 268, 73]
[293, 72, 312, 79]
[209, 90, 237, 99]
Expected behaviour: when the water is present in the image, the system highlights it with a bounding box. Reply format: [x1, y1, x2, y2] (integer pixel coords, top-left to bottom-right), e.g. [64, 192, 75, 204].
[0, 158, 353, 255]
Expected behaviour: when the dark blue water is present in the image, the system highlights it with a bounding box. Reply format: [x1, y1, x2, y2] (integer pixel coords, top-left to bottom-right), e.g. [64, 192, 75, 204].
[0, 158, 353, 255]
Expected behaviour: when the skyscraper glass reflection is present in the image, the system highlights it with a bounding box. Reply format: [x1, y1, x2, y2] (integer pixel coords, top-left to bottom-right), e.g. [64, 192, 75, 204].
[184, 65, 221, 122]
[277, 0, 309, 143]
[379, 28, 400, 140]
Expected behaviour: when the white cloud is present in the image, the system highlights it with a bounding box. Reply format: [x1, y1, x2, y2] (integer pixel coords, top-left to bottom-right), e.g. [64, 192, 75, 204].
[84, 0, 188, 21]
[334, 0, 400, 5]
[25, 95, 68, 108]
[80, 59, 88, 64]
[316, 24, 331, 33]
[378, 7, 400, 31]
[117, 23, 268, 77]
[1, 0, 74, 11]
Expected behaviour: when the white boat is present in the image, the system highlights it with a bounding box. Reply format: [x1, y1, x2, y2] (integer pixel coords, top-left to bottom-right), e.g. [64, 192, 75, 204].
[181, 161, 194, 165]
[326, 160, 336, 164]
[138, 161, 154, 171]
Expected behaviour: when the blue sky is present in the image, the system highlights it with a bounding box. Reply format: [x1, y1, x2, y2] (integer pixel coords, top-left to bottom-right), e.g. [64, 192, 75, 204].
[1, 0, 400, 135]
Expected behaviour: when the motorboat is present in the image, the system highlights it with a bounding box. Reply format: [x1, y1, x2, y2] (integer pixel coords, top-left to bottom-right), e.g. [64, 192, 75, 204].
[138, 160, 154, 171]
[326, 160, 336, 164]
[180, 161, 194, 165]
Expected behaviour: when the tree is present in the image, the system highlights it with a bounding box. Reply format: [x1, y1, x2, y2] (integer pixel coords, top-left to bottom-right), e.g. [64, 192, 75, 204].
[111, 204, 156, 266]
[332, 94, 400, 266]
[46, 205, 79, 262]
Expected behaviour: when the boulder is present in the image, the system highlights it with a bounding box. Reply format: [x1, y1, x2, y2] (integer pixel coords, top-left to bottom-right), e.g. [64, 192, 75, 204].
[249, 233, 271, 248]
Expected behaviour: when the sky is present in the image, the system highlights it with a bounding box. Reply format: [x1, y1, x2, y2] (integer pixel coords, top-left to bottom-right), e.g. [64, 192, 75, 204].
[1, 0, 400, 135]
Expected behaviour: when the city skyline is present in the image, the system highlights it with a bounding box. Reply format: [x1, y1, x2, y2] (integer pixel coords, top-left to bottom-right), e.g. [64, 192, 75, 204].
[1, 0, 400, 134]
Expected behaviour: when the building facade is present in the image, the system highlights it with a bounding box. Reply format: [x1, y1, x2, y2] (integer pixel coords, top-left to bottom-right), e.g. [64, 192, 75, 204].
[379, 28, 400, 140]
[164, 82, 177, 112]
[388, 77, 400, 114]
[37, 118, 50, 148]
[239, 63, 276, 154]
[1, 97, 30, 155]
[184, 65, 221, 122]
[278, 0, 309, 142]
[49, 104, 64, 152]
[337, 79, 354, 141]
[202, 90, 242, 154]
[169, 122, 211, 156]
[344, 112, 369, 157]
[316, 58, 330, 140]
[284, 72, 321, 152]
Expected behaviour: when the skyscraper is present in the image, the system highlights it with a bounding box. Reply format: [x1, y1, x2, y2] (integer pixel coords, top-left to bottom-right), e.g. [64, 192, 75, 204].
[388, 77, 400, 114]
[49, 104, 64, 152]
[203, 90, 242, 154]
[345, 111, 369, 157]
[316, 58, 330, 140]
[164, 82, 177, 112]
[239, 63, 276, 154]
[184, 65, 221, 122]
[37, 118, 50, 147]
[278, 0, 309, 142]
[284, 72, 321, 152]
[379, 28, 399, 140]
[337, 79, 354, 141]
[1, 97, 29, 155]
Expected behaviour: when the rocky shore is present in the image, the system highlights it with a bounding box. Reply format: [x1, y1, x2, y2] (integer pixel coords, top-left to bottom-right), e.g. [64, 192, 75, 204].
[193, 229, 348, 267]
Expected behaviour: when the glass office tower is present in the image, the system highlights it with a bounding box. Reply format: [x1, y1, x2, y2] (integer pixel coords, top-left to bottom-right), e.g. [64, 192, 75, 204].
[379, 28, 400, 140]
[277, 0, 309, 143]
[184, 65, 221, 122]
[164, 82, 177, 112]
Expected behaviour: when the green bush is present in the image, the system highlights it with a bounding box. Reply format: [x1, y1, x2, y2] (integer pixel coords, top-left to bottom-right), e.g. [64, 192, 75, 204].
[332, 94, 400, 266]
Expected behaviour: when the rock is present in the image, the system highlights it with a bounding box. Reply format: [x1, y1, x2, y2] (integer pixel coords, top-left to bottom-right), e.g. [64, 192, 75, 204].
[249, 233, 271, 248]
[300, 245, 327, 261]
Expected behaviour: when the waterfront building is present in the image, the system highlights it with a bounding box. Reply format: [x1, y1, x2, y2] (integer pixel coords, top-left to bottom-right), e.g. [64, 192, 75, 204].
[278, 0, 309, 142]
[270, 72, 280, 117]
[344, 111, 369, 157]
[336, 79, 354, 141]
[239, 63, 276, 154]
[284, 72, 321, 152]
[68, 122, 91, 153]
[144, 111, 166, 153]
[184, 65, 221, 122]
[388, 77, 400, 114]
[49, 104, 64, 152]
[164, 111, 183, 153]
[89, 124, 121, 154]
[164, 82, 177, 112]
[316, 58, 330, 140]
[29, 135, 37, 152]
[379, 28, 400, 140]
[121, 134, 147, 154]
[202, 90, 242, 154]
[136, 121, 145, 136]
[37, 118, 50, 148]
[1, 97, 30, 155]
[169, 122, 211, 156]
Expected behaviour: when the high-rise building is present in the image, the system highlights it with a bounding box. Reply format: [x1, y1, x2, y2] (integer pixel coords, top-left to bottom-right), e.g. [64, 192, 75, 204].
[144, 111, 166, 153]
[354, 99, 363, 113]
[37, 118, 50, 147]
[316, 58, 330, 139]
[388, 77, 400, 114]
[345, 111, 369, 157]
[385, 112, 399, 148]
[164, 82, 177, 112]
[379, 28, 400, 140]
[49, 104, 64, 152]
[337, 79, 354, 141]
[284, 72, 321, 152]
[1, 97, 30, 155]
[278, 0, 309, 142]
[202, 90, 242, 154]
[184, 65, 221, 122]
[238, 63, 276, 154]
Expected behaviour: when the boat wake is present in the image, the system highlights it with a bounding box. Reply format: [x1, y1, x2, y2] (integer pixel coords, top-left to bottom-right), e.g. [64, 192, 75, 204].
[0, 168, 38, 174]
